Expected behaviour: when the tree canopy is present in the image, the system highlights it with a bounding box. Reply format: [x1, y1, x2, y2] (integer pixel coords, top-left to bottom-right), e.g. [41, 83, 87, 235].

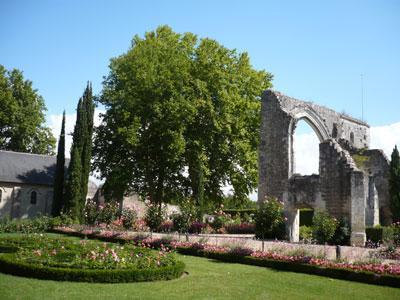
[93, 26, 272, 206]
[0, 65, 55, 154]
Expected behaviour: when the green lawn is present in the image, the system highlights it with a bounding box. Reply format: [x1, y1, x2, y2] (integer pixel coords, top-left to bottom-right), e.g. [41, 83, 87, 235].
[0, 234, 399, 299]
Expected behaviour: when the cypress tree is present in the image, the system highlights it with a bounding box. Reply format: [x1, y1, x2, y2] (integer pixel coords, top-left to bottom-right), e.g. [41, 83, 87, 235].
[63, 83, 95, 222]
[389, 145, 400, 222]
[63, 145, 83, 219]
[80, 82, 95, 206]
[64, 99, 84, 220]
[52, 111, 66, 216]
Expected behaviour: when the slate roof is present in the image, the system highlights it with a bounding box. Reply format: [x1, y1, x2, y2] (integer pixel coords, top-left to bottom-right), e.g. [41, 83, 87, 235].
[0, 150, 68, 186]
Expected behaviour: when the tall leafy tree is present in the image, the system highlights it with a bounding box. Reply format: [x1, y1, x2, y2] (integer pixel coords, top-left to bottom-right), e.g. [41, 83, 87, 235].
[63, 83, 94, 221]
[0, 65, 55, 154]
[52, 111, 66, 216]
[93, 26, 272, 206]
[389, 145, 400, 222]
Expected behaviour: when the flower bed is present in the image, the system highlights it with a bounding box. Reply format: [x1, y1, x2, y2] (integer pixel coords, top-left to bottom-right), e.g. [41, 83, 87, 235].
[0, 234, 184, 283]
[50, 227, 400, 287]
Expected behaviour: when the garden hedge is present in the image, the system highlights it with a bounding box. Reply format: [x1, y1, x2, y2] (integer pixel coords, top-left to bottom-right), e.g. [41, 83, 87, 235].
[50, 229, 400, 288]
[199, 251, 400, 288]
[366, 226, 394, 244]
[0, 253, 185, 283]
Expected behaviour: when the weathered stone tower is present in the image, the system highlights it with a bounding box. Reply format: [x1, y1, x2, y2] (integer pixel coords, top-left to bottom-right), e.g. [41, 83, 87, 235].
[258, 90, 390, 246]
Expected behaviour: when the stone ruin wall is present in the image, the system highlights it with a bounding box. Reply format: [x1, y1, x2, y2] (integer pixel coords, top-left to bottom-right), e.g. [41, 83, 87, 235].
[258, 90, 390, 246]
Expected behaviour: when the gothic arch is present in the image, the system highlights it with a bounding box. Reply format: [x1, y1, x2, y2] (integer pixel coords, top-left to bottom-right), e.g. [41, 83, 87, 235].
[287, 108, 331, 177]
[292, 108, 331, 142]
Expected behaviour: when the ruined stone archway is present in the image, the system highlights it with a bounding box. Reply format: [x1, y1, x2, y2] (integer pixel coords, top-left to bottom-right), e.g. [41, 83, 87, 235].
[257, 90, 389, 246]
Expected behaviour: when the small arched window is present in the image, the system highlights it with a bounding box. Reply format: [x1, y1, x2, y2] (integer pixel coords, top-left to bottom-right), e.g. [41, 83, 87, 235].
[350, 132, 354, 145]
[0, 189, 2, 203]
[30, 191, 37, 205]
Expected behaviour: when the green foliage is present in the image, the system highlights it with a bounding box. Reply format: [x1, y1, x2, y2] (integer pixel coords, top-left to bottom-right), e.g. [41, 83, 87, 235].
[0, 235, 184, 283]
[63, 145, 83, 221]
[331, 218, 350, 246]
[254, 197, 285, 239]
[52, 111, 66, 216]
[392, 223, 400, 246]
[93, 25, 273, 205]
[98, 201, 120, 225]
[299, 226, 313, 242]
[1, 248, 399, 297]
[312, 211, 338, 244]
[209, 215, 228, 232]
[221, 209, 256, 223]
[208, 206, 231, 232]
[222, 195, 258, 210]
[121, 208, 137, 230]
[0, 65, 56, 154]
[80, 84, 95, 206]
[83, 199, 100, 225]
[0, 215, 73, 234]
[352, 148, 370, 169]
[366, 226, 394, 245]
[144, 202, 166, 231]
[175, 246, 400, 289]
[0, 216, 52, 233]
[51, 212, 75, 228]
[171, 199, 197, 233]
[389, 145, 400, 222]
[171, 214, 188, 233]
[63, 83, 95, 221]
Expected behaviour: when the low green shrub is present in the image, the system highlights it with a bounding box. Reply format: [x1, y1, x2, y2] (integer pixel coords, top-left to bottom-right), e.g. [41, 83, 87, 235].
[121, 208, 137, 230]
[254, 197, 285, 240]
[0, 216, 65, 234]
[331, 218, 350, 246]
[299, 226, 313, 242]
[208, 206, 231, 232]
[366, 226, 394, 245]
[392, 223, 400, 246]
[144, 202, 166, 231]
[171, 199, 197, 233]
[0, 235, 184, 283]
[175, 248, 400, 288]
[98, 201, 120, 225]
[171, 213, 189, 233]
[312, 211, 338, 244]
[0, 254, 185, 283]
[84, 199, 100, 225]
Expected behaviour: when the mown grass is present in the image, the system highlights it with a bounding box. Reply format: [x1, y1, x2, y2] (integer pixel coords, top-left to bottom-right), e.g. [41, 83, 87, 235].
[0, 233, 399, 299]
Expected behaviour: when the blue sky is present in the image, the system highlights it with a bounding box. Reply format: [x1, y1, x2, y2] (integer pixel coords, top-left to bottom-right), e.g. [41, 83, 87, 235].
[1, 0, 399, 192]
[1, 0, 399, 127]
